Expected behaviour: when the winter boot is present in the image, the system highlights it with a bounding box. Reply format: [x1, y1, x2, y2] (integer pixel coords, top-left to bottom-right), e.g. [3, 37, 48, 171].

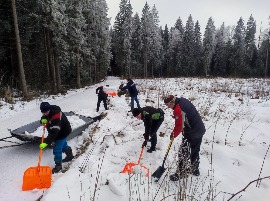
[170, 170, 189, 181]
[192, 168, 200, 176]
[147, 147, 156, 153]
[169, 173, 180, 181]
[62, 147, 74, 163]
[52, 162, 62, 174]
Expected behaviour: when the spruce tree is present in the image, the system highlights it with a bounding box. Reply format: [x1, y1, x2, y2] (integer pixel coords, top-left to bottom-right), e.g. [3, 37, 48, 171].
[203, 17, 215, 76]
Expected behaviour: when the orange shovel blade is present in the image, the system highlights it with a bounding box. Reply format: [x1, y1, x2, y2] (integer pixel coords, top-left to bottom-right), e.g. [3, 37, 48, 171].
[22, 166, 52, 191]
[122, 162, 136, 174]
[122, 162, 149, 177]
[105, 91, 117, 97]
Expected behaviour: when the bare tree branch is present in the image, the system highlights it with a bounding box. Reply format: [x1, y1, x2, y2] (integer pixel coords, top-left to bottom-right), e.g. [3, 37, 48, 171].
[227, 176, 270, 201]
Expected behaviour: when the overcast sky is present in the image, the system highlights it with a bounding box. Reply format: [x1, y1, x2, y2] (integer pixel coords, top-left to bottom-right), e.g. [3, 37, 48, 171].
[107, 0, 269, 36]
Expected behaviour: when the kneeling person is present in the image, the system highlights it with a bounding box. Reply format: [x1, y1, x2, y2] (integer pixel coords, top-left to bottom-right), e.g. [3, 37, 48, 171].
[132, 107, 164, 153]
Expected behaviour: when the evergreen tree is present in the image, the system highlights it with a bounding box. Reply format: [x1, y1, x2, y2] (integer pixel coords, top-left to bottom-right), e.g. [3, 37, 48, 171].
[95, 0, 112, 80]
[168, 27, 182, 76]
[224, 38, 234, 76]
[149, 5, 163, 77]
[232, 17, 246, 77]
[181, 14, 195, 76]
[172, 17, 184, 76]
[175, 17, 185, 36]
[212, 23, 226, 76]
[65, 0, 86, 88]
[203, 17, 215, 76]
[112, 0, 133, 77]
[194, 20, 203, 76]
[245, 15, 257, 76]
[130, 13, 143, 77]
[141, 2, 151, 78]
[161, 24, 169, 76]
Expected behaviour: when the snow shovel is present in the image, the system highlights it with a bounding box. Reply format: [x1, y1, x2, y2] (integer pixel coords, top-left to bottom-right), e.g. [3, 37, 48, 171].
[152, 138, 174, 181]
[22, 125, 52, 191]
[122, 147, 149, 177]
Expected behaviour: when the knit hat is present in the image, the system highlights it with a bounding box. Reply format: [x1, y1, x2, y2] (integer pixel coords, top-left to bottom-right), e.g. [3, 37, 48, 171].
[40, 102, 51, 113]
[164, 95, 175, 106]
[127, 78, 132, 82]
[132, 108, 141, 117]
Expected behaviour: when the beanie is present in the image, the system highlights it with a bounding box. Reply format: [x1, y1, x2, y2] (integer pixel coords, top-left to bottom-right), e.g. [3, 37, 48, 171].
[40, 102, 51, 113]
[132, 108, 141, 117]
[164, 95, 175, 106]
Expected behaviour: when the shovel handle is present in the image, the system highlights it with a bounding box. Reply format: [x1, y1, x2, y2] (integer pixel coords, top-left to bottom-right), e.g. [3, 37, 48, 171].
[137, 147, 144, 164]
[161, 138, 174, 167]
[37, 125, 46, 171]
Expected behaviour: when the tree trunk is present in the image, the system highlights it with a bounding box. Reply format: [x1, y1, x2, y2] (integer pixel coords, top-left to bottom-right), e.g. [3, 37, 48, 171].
[76, 47, 81, 88]
[54, 48, 62, 92]
[43, 27, 50, 76]
[45, 27, 57, 93]
[94, 58, 97, 83]
[11, 0, 28, 98]
[144, 44, 148, 78]
[151, 62, 153, 78]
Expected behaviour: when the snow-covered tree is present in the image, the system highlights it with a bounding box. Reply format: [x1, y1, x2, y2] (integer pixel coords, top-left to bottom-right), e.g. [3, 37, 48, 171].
[130, 13, 143, 77]
[112, 0, 133, 77]
[161, 24, 170, 76]
[141, 2, 152, 78]
[194, 20, 203, 76]
[203, 17, 216, 76]
[211, 23, 226, 76]
[181, 14, 195, 76]
[65, 0, 86, 88]
[245, 15, 257, 75]
[232, 17, 246, 76]
[148, 5, 163, 77]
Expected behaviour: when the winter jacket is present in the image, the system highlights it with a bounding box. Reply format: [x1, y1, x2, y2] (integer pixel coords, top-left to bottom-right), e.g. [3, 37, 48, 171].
[121, 80, 138, 97]
[41, 105, 72, 145]
[171, 97, 205, 139]
[96, 86, 108, 99]
[140, 106, 164, 140]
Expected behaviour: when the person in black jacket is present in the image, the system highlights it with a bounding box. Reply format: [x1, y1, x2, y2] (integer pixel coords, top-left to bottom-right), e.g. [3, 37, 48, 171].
[164, 95, 206, 181]
[96, 86, 108, 112]
[39, 102, 74, 173]
[121, 78, 140, 112]
[132, 106, 164, 153]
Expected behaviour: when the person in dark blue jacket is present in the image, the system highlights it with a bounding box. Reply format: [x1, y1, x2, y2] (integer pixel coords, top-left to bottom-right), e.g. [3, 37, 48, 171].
[164, 95, 206, 181]
[96, 86, 108, 112]
[121, 78, 140, 111]
[39, 102, 74, 173]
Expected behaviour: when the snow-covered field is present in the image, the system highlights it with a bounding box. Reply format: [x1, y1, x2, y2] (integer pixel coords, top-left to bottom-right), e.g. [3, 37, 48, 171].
[0, 76, 269, 201]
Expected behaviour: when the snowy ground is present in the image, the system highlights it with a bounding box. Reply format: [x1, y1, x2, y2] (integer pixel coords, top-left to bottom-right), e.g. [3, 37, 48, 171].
[0, 76, 269, 201]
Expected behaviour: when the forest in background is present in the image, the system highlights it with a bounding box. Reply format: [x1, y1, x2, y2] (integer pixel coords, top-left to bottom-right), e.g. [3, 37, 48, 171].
[0, 0, 269, 100]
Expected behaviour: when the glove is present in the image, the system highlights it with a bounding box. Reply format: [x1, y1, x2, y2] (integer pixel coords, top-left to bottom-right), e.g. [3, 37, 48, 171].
[39, 143, 48, 149]
[170, 134, 174, 140]
[143, 133, 149, 141]
[159, 132, 165, 137]
[41, 118, 47, 124]
[142, 140, 147, 148]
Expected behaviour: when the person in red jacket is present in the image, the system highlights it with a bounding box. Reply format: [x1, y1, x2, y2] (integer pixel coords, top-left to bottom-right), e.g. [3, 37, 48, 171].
[164, 95, 206, 181]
